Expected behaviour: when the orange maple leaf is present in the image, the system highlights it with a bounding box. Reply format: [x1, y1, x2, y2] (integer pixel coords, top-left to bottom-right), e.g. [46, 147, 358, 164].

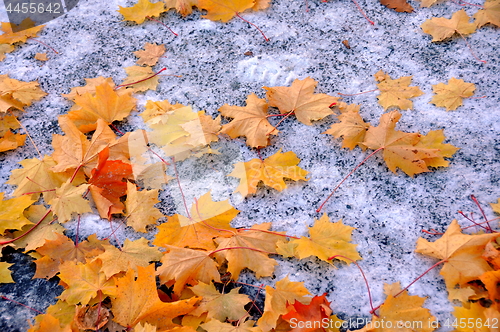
[65, 82, 136, 133]
[264, 77, 338, 125]
[430, 77, 475, 111]
[323, 104, 370, 150]
[379, 0, 414, 13]
[125, 181, 163, 232]
[134, 42, 166, 66]
[112, 264, 199, 329]
[374, 70, 423, 110]
[362, 111, 455, 176]
[0, 114, 25, 152]
[153, 191, 238, 250]
[0, 18, 44, 45]
[0, 74, 47, 112]
[213, 223, 286, 279]
[229, 150, 309, 197]
[165, 0, 199, 16]
[88, 148, 133, 219]
[281, 294, 333, 332]
[218, 93, 276, 148]
[156, 246, 221, 295]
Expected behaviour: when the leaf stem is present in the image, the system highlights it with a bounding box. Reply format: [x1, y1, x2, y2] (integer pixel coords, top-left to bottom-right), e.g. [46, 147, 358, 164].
[457, 31, 486, 64]
[146, 16, 178, 36]
[471, 195, 494, 232]
[0, 295, 43, 314]
[267, 110, 294, 135]
[350, 0, 375, 25]
[317, 147, 383, 213]
[114, 67, 167, 90]
[172, 156, 191, 219]
[28, 37, 59, 54]
[235, 13, 269, 42]
[329, 254, 376, 316]
[0, 209, 52, 245]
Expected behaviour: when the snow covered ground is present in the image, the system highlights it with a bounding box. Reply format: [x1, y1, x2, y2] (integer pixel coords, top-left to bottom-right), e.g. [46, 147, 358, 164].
[0, 0, 499, 330]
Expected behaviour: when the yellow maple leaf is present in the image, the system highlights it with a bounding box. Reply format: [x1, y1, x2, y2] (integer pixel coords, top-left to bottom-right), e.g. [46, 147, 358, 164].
[474, 0, 500, 28]
[264, 77, 338, 125]
[62, 76, 116, 101]
[360, 282, 437, 332]
[58, 259, 116, 305]
[12, 206, 62, 252]
[94, 237, 162, 279]
[125, 182, 163, 232]
[65, 82, 136, 133]
[219, 93, 276, 148]
[453, 302, 500, 332]
[156, 245, 221, 295]
[0, 44, 14, 61]
[121, 66, 160, 92]
[213, 223, 286, 279]
[118, 0, 166, 24]
[430, 77, 476, 111]
[140, 99, 186, 123]
[0, 18, 44, 45]
[48, 180, 91, 223]
[414, 129, 459, 168]
[323, 106, 370, 150]
[202, 319, 260, 332]
[374, 70, 423, 110]
[0, 192, 35, 234]
[190, 282, 251, 321]
[415, 220, 499, 294]
[0, 130, 25, 152]
[153, 191, 238, 250]
[134, 42, 166, 66]
[7, 155, 82, 202]
[257, 276, 311, 331]
[421, 9, 476, 42]
[280, 214, 361, 265]
[164, 0, 199, 16]
[34, 52, 48, 61]
[0, 74, 47, 112]
[362, 111, 452, 177]
[198, 0, 255, 22]
[229, 150, 308, 197]
[0, 262, 14, 283]
[112, 264, 199, 329]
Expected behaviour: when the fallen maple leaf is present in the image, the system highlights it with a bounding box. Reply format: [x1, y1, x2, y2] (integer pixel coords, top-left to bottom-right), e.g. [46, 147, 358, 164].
[264, 77, 338, 125]
[118, 0, 166, 24]
[379, 0, 414, 13]
[112, 264, 199, 329]
[0, 18, 44, 45]
[359, 282, 437, 332]
[421, 9, 476, 42]
[374, 70, 424, 110]
[0, 262, 14, 283]
[34, 233, 106, 279]
[88, 148, 133, 219]
[190, 282, 251, 321]
[125, 181, 163, 232]
[62, 76, 116, 101]
[94, 237, 162, 278]
[12, 206, 62, 251]
[323, 106, 370, 150]
[219, 93, 276, 148]
[213, 222, 286, 279]
[57, 259, 116, 305]
[362, 111, 451, 176]
[164, 0, 199, 16]
[281, 293, 333, 332]
[415, 220, 499, 294]
[0, 192, 35, 234]
[153, 191, 238, 250]
[48, 180, 91, 223]
[474, 0, 500, 28]
[74, 304, 110, 330]
[0, 114, 25, 151]
[140, 99, 186, 123]
[278, 214, 361, 265]
[430, 77, 475, 111]
[0, 44, 14, 62]
[257, 276, 312, 331]
[0, 74, 47, 112]
[121, 66, 160, 92]
[198, 0, 255, 22]
[65, 82, 136, 133]
[156, 245, 221, 295]
[229, 150, 309, 197]
[414, 129, 459, 168]
[134, 42, 166, 66]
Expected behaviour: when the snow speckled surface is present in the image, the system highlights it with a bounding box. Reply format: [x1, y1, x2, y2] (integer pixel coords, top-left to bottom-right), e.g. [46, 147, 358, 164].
[0, 0, 499, 330]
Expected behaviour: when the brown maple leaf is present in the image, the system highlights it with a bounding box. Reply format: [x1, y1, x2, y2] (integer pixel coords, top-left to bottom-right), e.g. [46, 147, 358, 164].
[379, 0, 414, 12]
[134, 43, 166, 66]
[264, 77, 338, 125]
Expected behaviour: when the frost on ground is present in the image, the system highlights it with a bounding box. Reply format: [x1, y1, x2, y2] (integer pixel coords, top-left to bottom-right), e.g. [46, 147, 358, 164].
[0, 0, 499, 331]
